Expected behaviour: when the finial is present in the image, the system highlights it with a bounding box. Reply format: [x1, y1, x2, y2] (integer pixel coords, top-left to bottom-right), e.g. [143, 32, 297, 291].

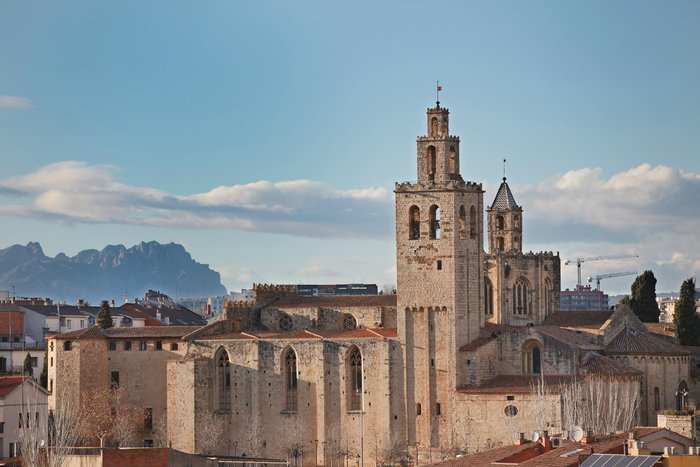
[436, 81, 442, 108]
[503, 158, 507, 182]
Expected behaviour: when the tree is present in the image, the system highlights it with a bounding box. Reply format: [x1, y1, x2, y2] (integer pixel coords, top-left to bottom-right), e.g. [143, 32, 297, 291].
[23, 352, 33, 377]
[40, 348, 48, 388]
[96, 300, 114, 329]
[628, 271, 661, 322]
[674, 278, 700, 346]
[77, 386, 141, 447]
[19, 380, 81, 467]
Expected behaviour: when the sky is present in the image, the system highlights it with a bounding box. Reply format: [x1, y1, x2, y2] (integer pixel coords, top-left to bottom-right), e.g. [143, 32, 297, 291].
[0, 0, 698, 296]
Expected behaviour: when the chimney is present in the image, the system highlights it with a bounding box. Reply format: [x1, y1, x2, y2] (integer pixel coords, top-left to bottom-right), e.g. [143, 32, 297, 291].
[541, 430, 552, 451]
[515, 432, 526, 445]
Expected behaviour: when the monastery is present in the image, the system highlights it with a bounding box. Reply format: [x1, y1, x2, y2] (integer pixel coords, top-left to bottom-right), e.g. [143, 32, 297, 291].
[48, 102, 692, 465]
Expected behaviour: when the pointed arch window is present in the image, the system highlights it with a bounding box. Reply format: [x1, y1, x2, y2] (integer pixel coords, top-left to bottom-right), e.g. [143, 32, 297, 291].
[427, 146, 436, 181]
[543, 278, 553, 316]
[429, 205, 441, 240]
[347, 346, 363, 411]
[216, 348, 231, 411]
[484, 279, 494, 315]
[409, 206, 421, 240]
[513, 279, 529, 315]
[284, 348, 298, 411]
[654, 387, 660, 411]
[459, 206, 466, 239]
[496, 216, 505, 230]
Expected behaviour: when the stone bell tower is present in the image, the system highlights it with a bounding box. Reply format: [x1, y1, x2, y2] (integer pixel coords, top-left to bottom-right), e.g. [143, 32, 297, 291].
[486, 177, 523, 254]
[395, 102, 484, 450]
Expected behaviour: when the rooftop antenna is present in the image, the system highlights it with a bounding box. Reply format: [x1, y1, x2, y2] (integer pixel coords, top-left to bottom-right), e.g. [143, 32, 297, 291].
[530, 431, 540, 443]
[435, 81, 442, 108]
[503, 158, 507, 182]
[568, 426, 584, 442]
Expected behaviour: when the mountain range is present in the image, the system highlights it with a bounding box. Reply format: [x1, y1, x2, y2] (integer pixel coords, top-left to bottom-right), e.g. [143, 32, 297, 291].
[0, 241, 227, 303]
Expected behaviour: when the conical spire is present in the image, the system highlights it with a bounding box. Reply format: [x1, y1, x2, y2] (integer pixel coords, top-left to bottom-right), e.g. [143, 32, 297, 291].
[490, 177, 519, 209]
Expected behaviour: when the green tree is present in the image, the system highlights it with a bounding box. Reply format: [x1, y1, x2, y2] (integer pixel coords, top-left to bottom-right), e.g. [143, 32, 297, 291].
[674, 278, 700, 346]
[628, 270, 661, 322]
[40, 347, 48, 388]
[23, 352, 33, 377]
[97, 300, 114, 329]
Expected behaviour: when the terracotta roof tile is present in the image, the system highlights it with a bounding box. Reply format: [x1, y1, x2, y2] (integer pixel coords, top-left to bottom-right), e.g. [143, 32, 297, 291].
[579, 352, 641, 376]
[0, 376, 25, 397]
[605, 327, 689, 356]
[538, 326, 602, 348]
[542, 311, 613, 329]
[53, 325, 202, 339]
[457, 375, 574, 394]
[202, 327, 396, 341]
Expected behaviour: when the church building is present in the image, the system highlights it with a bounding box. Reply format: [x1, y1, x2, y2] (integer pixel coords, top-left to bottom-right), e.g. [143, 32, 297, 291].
[47, 101, 690, 465]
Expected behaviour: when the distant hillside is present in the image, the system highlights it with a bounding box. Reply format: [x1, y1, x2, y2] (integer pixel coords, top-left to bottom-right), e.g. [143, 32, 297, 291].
[0, 241, 227, 303]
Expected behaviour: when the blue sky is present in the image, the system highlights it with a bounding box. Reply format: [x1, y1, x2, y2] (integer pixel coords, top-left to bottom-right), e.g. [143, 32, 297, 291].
[1, 0, 698, 296]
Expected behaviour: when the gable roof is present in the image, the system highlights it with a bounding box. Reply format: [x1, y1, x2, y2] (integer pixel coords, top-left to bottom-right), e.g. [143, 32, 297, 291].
[18, 304, 96, 317]
[489, 178, 519, 209]
[123, 303, 207, 326]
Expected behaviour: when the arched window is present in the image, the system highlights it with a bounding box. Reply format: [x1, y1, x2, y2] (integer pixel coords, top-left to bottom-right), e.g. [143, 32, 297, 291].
[342, 314, 357, 331]
[449, 146, 457, 174]
[496, 216, 504, 230]
[347, 346, 363, 411]
[484, 279, 494, 315]
[654, 387, 660, 411]
[283, 348, 298, 411]
[216, 348, 231, 411]
[416, 403, 422, 416]
[522, 340, 541, 375]
[459, 206, 466, 239]
[427, 146, 436, 181]
[431, 117, 438, 137]
[543, 278, 553, 316]
[429, 205, 440, 240]
[496, 237, 504, 252]
[676, 380, 689, 411]
[469, 206, 477, 239]
[513, 279, 529, 315]
[409, 206, 420, 240]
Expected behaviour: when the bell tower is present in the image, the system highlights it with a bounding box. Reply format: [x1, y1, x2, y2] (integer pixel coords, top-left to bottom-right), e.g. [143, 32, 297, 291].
[395, 102, 484, 451]
[486, 177, 523, 254]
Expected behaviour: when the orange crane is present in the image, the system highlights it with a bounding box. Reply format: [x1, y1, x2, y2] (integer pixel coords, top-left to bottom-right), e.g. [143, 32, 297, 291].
[564, 254, 639, 286]
[587, 271, 637, 290]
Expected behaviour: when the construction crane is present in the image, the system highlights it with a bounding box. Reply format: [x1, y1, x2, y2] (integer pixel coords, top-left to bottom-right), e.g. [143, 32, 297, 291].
[564, 254, 639, 286]
[587, 271, 637, 291]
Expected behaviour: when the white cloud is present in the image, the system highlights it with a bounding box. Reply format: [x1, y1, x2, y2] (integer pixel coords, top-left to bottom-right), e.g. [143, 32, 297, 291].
[0, 161, 393, 239]
[514, 164, 700, 291]
[0, 95, 33, 109]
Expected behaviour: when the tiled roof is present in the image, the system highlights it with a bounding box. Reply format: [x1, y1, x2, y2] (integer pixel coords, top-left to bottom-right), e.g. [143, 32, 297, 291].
[435, 428, 665, 467]
[459, 336, 496, 352]
[457, 375, 573, 394]
[605, 327, 689, 356]
[579, 352, 641, 376]
[542, 311, 613, 329]
[123, 303, 207, 326]
[489, 178, 519, 209]
[119, 305, 167, 326]
[0, 376, 25, 397]
[643, 322, 676, 342]
[267, 294, 397, 308]
[53, 325, 202, 339]
[202, 327, 397, 341]
[19, 304, 97, 317]
[538, 326, 602, 349]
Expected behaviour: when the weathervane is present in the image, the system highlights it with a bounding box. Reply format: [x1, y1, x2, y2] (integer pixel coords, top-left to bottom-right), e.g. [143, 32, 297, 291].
[436, 81, 442, 108]
[503, 158, 507, 182]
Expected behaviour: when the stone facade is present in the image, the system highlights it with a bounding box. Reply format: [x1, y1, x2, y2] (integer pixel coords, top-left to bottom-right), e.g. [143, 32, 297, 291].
[47, 102, 692, 465]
